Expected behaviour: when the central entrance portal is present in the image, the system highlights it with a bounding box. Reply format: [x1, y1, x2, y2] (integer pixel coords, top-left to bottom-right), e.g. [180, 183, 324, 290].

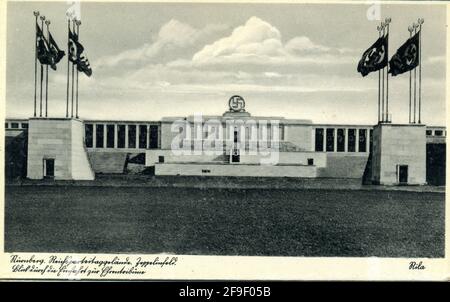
[232, 128, 240, 163]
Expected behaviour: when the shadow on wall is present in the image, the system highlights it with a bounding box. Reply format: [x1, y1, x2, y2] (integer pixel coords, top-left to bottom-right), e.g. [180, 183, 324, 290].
[125, 153, 154, 175]
[5, 132, 28, 179]
[362, 151, 373, 185]
[427, 144, 446, 186]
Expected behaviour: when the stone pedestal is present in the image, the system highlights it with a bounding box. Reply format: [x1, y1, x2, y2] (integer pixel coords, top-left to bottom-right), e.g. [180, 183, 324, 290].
[371, 123, 426, 185]
[27, 118, 95, 180]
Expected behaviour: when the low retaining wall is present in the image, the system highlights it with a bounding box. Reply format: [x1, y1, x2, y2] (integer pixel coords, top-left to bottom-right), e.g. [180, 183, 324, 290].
[155, 163, 317, 177]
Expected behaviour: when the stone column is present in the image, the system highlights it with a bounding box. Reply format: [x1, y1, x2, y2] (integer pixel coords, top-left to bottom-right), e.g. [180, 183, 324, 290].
[366, 128, 370, 153]
[114, 124, 118, 148]
[333, 128, 337, 152]
[356, 128, 360, 152]
[147, 125, 150, 149]
[344, 128, 348, 152]
[103, 124, 107, 149]
[93, 123, 96, 149]
[323, 128, 326, 152]
[125, 124, 129, 149]
[136, 124, 140, 149]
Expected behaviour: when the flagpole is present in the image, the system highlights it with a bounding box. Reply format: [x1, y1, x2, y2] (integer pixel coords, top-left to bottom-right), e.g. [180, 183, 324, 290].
[66, 17, 70, 118]
[418, 18, 424, 124]
[377, 24, 383, 123]
[71, 19, 76, 118]
[381, 22, 385, 122]
[384, 17, 391, 123]
[75, 20, 81, 119]
[408, 25, 414, 124]
[413, 23, 418, 123]
[45, 20, 50, 118]
[33, 11, 39, 118]
[39, 15, 45, 118]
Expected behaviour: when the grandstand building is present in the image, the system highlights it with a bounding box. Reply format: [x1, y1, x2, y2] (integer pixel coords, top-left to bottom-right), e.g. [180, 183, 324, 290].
[4, 96, 446, 185]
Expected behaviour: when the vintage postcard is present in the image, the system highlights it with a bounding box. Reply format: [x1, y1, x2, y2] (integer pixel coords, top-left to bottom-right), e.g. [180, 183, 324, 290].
[0, 0, 448, 282]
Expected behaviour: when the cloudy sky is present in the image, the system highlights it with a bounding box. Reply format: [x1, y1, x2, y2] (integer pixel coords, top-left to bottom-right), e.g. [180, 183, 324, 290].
[5, 2, 447, 125]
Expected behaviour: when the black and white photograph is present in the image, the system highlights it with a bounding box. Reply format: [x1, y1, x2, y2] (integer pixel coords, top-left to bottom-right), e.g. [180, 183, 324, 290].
[0, 0, 448, 281]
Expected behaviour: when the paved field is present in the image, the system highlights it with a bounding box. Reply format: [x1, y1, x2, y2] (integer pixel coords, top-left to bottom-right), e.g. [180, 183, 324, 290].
[5, 186, 445, 257]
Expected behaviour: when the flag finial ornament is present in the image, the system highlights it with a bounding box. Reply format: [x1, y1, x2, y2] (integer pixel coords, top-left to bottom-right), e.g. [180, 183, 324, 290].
[33, 11, 39, 17]
[377, 24, 383, 32]
[40, 15, 45, 21]
[45, 20, 50, 26]
[418, 18, 424, 25]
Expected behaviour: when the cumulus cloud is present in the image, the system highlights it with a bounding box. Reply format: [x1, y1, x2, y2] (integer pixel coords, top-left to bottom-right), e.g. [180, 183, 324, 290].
[95, 19, 228, 68]
[191, 16, 356, 66]
[88, 16, 368, 104]
[193, 17, 285, 62]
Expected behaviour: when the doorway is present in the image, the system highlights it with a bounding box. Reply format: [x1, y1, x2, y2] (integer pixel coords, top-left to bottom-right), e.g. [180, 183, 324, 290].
[232, 127, 240, 163]
[44, 158, 55, 178]
[398, 165, 408, 184]
[231, 148, 240, 163]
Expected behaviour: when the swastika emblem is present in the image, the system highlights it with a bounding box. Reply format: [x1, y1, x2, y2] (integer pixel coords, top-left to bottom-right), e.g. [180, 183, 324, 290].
[228, 95, 246, 112]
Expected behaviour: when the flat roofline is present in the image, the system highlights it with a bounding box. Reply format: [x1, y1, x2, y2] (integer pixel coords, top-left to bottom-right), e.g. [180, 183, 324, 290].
[83, 120, 161, 124]
[5, 118, 30, 121]
[4, 117, 446, 129]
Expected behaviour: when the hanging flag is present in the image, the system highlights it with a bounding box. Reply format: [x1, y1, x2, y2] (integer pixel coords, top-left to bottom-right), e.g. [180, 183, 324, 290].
[388, 31, 420, 76]
[68, 28, 92, 77]
[357, 34, 388, 77]
[36, 24, 65, 70]
[36, 23, 52, 66]
[68, 29, 84, 63]
[77, 55, 92, 77]
[48, 32, 65, 65]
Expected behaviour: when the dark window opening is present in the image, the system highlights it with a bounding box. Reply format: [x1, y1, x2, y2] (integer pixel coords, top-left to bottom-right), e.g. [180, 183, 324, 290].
[128, 125, 136, 148]
[359, 129, 367, 152]
[307, 158, 314, 166]
[158, 156, 164, 163]
[96, 124, 104, 148]
[85, 124, 93, 148]
[11, 123, 19, 129]
[337, 128, 345, 152]
[426, 130, 432, 136]
[21, 123, 28, 129]
[315, 128, 324, 152]
[326, 128, 334, 152]
[149, 125, 159, 149]
[435, 130, 443, 136]
[139, 125, 148, 149]
[117, 125, 125, 148]
[5, 123, 8, 129]
[106, 124, 115, 148]
[348, 129, 356, 152]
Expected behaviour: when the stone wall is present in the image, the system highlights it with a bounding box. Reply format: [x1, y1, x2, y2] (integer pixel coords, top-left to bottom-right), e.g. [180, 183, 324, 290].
[27, 118, 94, 180]
[317, 153, 369, 178]
[284, 124, 313, 151]
[371, 123, 426, 185]
[155, 163, 317, 177]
